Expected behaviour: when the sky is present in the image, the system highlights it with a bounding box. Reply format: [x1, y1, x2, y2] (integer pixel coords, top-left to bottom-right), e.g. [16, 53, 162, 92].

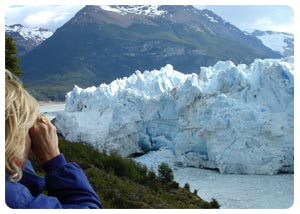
[199, 5, 294, 33]
[5, 5, 294, 33]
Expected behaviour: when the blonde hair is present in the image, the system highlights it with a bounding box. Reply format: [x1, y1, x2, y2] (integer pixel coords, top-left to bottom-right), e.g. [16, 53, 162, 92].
[5, 69, 39, 182]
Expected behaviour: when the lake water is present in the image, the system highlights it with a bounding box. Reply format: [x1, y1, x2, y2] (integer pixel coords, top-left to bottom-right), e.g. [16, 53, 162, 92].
[174, 167, 293, 209]
[39, 103, 65, 120]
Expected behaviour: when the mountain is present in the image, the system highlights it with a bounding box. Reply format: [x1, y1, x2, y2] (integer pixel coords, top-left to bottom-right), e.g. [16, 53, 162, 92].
[251, 30, 294, 57]
[5, 24, 53, 56]
[20, 5, 281, 101]
[54, 57, 294, 175]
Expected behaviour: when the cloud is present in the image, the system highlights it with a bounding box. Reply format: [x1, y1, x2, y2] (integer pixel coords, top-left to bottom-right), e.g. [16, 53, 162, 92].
[6, 5, 83, 31]
[24, 11, 57, 26]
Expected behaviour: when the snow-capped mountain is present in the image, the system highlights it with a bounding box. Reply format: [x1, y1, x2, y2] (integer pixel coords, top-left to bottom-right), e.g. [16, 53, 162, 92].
[251, 30, 294, 57]
[99, 5, 166, 16]
[20, 5, 281, 101]
[54, 57, 294, 175]
[5, 24, 53, 55]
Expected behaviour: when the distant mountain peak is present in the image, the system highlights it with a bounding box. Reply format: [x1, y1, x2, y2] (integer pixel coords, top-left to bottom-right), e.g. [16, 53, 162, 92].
[5, 24, 53, 55]
[5, 24, 53, 42]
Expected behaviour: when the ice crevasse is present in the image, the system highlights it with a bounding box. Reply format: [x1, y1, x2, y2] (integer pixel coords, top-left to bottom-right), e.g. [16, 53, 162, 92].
[54, 57, 294, 175]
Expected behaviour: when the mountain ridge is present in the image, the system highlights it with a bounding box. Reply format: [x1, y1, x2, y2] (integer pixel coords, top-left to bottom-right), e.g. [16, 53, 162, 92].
[19, 5, 281, 101]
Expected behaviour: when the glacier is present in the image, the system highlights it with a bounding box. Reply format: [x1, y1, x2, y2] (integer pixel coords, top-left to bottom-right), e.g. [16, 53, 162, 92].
[54, 57, 294, 175]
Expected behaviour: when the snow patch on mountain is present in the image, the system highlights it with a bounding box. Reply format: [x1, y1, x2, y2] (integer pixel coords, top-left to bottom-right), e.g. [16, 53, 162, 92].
[252, 30, 294, 56]
[54, 57, 294, 175]
[99, 5, 166, 16]
[203, 13, 218, 23]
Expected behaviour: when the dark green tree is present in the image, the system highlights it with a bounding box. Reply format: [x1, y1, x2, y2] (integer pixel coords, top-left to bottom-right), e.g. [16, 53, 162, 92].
[5, 35, 22, 77]
[158, 162, 174, 183]
[193, 189, 198, 195]
[147, 168, 157, 181]
[209, 198, 221, 208]
[184, 182, 190, 192]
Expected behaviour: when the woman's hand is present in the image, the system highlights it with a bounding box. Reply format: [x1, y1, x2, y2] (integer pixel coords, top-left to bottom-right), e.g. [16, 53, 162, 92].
[29, 115, 60, 165]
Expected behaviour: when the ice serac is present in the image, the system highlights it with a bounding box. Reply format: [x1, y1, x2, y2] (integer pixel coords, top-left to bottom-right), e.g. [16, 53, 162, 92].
[54, 57, 294, 175]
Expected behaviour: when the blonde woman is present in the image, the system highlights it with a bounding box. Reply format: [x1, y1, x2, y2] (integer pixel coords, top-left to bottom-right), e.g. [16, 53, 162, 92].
[5, 70, 102, 208]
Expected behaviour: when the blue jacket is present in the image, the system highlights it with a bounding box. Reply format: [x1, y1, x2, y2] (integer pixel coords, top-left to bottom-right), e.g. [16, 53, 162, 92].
[5, 154, 103, 209]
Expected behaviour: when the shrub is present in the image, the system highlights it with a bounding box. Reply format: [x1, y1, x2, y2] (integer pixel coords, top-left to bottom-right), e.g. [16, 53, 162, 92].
[184, 183, 190, 192]
[210, 198, 221, 208]
[168, 181, 180, 189]
[158, 162, 174, 183]
[103, 152, 137, 179]
[147, 168, 157, 181]
[136, 163, 148, 177]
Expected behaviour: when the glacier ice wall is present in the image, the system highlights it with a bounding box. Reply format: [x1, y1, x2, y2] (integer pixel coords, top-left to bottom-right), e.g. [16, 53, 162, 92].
[54, 58, 294, 175]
